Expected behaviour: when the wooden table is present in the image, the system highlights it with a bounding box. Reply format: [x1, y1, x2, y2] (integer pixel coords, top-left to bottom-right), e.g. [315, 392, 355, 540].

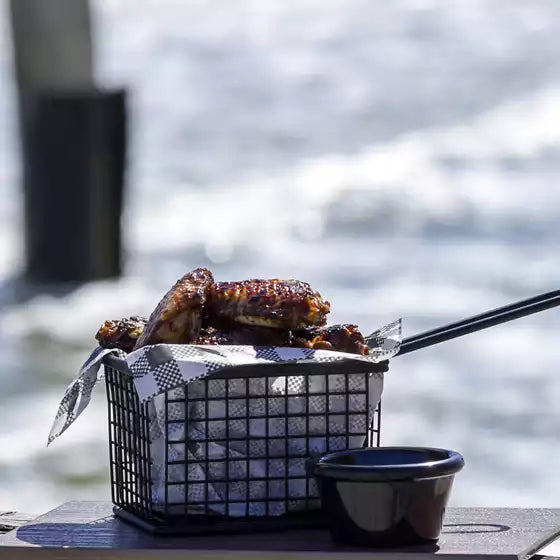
[1, 502, 560, 560]
[0, 511, 34, 534]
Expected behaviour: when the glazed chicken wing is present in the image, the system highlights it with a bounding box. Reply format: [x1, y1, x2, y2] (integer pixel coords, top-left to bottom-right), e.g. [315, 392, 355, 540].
[133, 267, 214, 349]
[292, 324, 369, 355]
[96, 316, 147, 353]
[205, 279, 330, 330]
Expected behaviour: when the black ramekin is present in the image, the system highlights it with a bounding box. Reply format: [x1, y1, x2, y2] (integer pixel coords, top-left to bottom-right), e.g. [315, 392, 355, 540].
[314, 447, 465, 547]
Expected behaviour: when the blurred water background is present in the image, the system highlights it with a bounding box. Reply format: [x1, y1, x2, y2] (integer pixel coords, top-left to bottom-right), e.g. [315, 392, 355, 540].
[2, 0, 560, 514]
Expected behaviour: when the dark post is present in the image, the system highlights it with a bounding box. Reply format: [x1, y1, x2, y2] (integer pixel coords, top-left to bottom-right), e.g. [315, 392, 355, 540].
[25, 91, 126, 283]
[9, 0, 126, 284]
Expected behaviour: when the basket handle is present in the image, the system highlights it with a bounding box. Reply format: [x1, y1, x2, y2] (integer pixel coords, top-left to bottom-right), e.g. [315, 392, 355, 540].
[397, 289, 560, 356]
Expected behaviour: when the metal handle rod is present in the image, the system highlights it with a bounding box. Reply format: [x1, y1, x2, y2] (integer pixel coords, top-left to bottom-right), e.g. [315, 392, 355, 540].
[402, 289, 560, 345]
[397, 290, 560, 357]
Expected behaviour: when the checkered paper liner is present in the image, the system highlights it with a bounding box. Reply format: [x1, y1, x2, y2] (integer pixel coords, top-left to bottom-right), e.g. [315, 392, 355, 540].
[149, 371, 385, 516]
[48, 319, 401, 516]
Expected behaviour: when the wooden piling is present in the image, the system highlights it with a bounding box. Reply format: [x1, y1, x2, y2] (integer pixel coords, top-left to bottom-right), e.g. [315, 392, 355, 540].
[9, 0, 125, 284]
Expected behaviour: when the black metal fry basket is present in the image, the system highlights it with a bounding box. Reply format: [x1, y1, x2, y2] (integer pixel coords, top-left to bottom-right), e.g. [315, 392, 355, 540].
[95, 288, 560, 536]
[102, 354, 387, 535]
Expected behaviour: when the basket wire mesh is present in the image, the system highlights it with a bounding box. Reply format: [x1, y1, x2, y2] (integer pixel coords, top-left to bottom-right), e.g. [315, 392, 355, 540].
[105, 361, 383, 534]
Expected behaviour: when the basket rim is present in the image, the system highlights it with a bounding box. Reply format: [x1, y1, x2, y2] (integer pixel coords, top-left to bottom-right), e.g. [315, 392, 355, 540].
[102, 352, 389, 380]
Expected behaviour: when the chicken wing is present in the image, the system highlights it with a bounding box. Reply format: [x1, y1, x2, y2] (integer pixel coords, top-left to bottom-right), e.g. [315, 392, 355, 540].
[96, 316, 147, 353]
[292, 324, 369, 355]
[133, 267, 214, 349]
[205, 279, 330, 330]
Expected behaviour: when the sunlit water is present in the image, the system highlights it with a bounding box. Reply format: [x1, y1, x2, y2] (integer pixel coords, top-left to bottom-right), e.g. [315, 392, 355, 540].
[1, 0, 560, 514]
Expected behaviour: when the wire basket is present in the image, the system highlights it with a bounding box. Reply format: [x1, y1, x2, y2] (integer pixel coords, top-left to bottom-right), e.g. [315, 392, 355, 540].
[103, 354, 386, 535]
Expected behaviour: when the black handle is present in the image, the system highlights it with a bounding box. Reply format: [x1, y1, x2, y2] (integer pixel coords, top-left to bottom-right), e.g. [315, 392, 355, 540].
[397, 290, 560, 357]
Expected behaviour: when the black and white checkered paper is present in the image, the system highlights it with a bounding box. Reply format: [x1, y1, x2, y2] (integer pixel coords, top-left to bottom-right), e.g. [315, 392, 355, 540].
[48, 319, 401, 515]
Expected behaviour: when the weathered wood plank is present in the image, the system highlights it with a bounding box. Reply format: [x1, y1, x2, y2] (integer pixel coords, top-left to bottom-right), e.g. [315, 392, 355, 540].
[0, 511, 34, 534]
[1, 502, 560, 560]
[538, 530, 560, 558]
